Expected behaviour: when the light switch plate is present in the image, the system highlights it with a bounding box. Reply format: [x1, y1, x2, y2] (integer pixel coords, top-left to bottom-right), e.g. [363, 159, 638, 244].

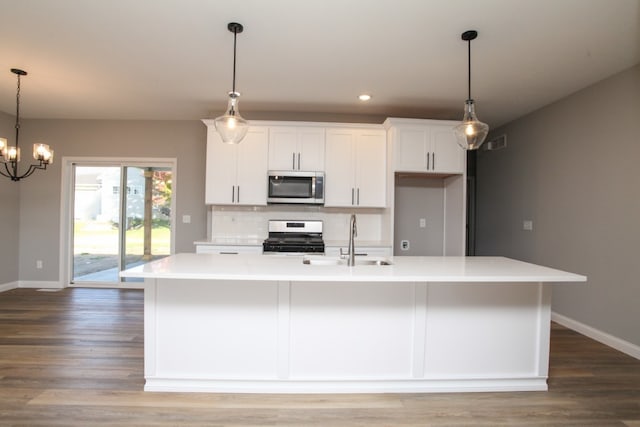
[419, 218, 426, 228]
[182, 215, 191, 224]
[523, 220, 533, 231]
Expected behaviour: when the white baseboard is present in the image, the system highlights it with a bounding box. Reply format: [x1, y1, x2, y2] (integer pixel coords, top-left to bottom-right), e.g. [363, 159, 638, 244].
[0, 281, 19, 292]
[552, 312, 640, 361]
[19, 280, 64, 289]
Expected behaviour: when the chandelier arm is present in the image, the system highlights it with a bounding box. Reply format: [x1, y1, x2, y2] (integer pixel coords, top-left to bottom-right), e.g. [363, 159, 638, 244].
[0, 163, 13, 179]
[15, 163, 40, 181]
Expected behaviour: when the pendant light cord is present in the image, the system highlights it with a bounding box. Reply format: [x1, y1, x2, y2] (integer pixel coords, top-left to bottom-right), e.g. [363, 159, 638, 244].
[232, 27, 238, 93]
[467, 38, 472, 101]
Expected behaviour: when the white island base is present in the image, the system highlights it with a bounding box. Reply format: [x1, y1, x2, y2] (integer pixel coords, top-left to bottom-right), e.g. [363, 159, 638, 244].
[123, 254, 586, 394]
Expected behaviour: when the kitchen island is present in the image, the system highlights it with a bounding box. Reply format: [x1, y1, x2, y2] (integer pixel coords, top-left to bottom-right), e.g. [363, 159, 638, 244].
[120, 253, 586, 394]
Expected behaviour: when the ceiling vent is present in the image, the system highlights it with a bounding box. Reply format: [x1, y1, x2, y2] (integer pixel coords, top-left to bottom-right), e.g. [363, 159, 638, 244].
[482, 134, 507, 151]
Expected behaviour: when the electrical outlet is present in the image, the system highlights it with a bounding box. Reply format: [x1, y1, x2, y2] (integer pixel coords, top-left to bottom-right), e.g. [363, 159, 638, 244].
[400, 240, 410, 251]
[523, 220, 533, 231]
[419, 218, 426, 228]
[36, 260, 43, 269]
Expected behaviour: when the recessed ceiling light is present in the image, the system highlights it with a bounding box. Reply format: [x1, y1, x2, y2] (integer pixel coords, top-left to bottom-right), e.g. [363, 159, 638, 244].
[358, 94, 372, 101]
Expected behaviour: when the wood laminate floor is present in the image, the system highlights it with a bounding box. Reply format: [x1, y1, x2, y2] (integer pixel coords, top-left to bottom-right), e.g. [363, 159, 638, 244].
[0, 287, 639, 426]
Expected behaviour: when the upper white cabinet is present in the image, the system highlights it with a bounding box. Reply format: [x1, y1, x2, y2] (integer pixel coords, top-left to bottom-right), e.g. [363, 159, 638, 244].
[205, 124, 269, 205]
[324, 127, 386, 208]
[385, 119, 465, 174]
[268, 126, 325, 171]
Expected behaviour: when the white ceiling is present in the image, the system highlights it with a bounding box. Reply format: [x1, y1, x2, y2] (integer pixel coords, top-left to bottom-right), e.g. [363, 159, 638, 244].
[0, 0, 639, 128]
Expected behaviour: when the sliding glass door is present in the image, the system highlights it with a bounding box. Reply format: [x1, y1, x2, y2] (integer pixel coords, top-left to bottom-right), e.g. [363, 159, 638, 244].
[71, 163, 173, 284]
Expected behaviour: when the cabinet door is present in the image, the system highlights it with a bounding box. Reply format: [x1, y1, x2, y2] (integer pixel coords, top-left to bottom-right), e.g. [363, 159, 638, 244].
[431, 125, 465, 174]
[268, 127, 325, 171]
[236, 127, 269, 206]
[205, 130, 238, 205]
[324, 128, 356, 207]
[268, 127, 298, 170]
[394, 127, 428, 172]
[355, 129, 386, 207]
[297, 127, 325, 171]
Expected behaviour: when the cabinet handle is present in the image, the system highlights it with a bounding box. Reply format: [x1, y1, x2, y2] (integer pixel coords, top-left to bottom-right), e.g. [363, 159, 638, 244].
[231, 186, 235, 203]
[292, 152, 296, 170]
[357, 188, 360, 205]
[427, 152, 430, 170]
[237, 186, 240, 203]
[432, 152, 436, 170]
[351, 188, 355, 205]
[297, 152, 301, 170]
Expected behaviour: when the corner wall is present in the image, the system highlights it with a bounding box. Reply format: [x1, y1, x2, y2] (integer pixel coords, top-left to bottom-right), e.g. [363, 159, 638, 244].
[476, 64, 640, 346]
[0, 111, 20, 288]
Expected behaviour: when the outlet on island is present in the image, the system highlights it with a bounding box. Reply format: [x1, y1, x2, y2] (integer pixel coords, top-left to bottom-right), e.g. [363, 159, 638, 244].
[400, 240, 410, 251]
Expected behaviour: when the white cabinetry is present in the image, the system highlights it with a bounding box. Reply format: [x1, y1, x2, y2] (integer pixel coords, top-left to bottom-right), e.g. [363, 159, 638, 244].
[386, 119, 465, 174]
[324, 127, 386, 208]
[268, 127, 325, 171]
[205, 125, 269, 205]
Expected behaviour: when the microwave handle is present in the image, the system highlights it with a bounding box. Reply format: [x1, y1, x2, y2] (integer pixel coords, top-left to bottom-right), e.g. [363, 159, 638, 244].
[311, 176, 316, 198]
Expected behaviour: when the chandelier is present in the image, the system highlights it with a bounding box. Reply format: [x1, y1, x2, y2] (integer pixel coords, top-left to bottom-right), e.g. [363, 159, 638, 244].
[0, 68, 54, 181]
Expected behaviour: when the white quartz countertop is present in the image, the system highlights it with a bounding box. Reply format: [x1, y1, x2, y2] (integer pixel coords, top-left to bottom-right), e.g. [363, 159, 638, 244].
[194, 238, 264, 246]
[120, 253, 587, 283]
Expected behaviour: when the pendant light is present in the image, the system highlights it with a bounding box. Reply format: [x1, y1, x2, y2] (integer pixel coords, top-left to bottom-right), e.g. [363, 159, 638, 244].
[0, 68, 54, 182]
[214, 22, 249, 144]
[453, 30, 489, 150]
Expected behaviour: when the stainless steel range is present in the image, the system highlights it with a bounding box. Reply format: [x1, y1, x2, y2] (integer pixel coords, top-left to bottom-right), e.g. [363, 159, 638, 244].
[262, 220, 324, 254]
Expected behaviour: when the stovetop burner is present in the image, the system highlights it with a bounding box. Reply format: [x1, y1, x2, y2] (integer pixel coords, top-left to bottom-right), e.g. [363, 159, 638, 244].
[263, 220, 324, 254]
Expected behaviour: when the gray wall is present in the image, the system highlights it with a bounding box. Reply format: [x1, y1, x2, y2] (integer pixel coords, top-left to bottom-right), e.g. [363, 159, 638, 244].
[0, 111, 20, 285]
[394, 176, 445, 256]
[476, 64, 640, 346]
[16, 119, 207, 282]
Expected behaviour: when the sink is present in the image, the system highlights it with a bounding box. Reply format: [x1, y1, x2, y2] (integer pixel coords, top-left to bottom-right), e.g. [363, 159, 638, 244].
[302, 256, 393, 266]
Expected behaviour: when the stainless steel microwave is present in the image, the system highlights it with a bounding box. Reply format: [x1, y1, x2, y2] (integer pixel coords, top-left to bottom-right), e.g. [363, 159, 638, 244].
[267, 171, 324, 205]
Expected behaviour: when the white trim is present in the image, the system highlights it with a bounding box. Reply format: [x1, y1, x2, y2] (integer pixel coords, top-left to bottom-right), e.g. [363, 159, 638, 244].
[144, 377, 548, 394]
[0, 281, 19, 292]
[552, 312, 640, 361]
[19, 280, 64, 289]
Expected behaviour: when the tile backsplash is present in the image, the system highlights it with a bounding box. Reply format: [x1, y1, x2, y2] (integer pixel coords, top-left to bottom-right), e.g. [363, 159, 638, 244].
[209, 205, 388, 242]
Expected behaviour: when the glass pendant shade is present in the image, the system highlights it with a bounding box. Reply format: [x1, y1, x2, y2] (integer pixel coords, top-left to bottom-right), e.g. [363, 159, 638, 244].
[33, 143, 54, 164]
[214, 92, 249, 144]
[5, 146, 20, 162]
[454, 99, 489, 150]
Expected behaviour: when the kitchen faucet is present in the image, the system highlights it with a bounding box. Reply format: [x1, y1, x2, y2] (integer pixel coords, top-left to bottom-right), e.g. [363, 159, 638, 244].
[340, 214, 357, 266]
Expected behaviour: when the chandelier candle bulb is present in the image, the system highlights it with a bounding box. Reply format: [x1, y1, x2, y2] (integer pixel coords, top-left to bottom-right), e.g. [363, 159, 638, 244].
[33, 143, 53, 163]
[6, 146, 20, 162]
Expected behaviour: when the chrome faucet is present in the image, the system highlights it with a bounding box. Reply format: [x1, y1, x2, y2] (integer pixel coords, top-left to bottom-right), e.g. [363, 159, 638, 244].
[340, 214, 358, 266]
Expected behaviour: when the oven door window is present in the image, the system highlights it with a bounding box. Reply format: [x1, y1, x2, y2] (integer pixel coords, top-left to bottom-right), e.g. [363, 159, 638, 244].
[269, 176, 313, 198]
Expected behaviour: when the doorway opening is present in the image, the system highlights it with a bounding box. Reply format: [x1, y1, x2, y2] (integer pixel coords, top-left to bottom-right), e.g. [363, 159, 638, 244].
[68, 161, 174, 285]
